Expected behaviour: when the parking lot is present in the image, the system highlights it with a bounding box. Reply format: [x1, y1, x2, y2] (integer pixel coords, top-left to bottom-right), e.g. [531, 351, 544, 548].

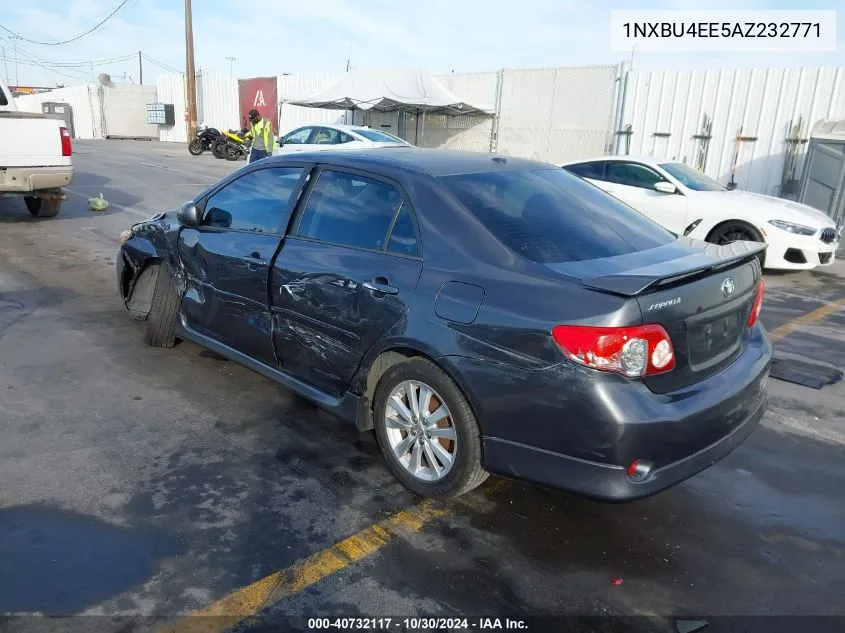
[1, 140, 845, 632]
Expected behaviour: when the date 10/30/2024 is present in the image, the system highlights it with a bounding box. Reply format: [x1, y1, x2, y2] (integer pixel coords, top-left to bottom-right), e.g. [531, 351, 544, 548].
[307, 617, 529, 630]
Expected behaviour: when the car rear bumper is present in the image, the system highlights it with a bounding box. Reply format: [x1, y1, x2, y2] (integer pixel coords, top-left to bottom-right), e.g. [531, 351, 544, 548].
[0, 165, 74, 193]
[444, 325, 772, 502]
[484, 391, 765, 502]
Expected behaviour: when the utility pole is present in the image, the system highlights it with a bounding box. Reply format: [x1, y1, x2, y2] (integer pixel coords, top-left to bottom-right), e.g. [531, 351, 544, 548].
[1, 46, 9, 86]
[138, 51, 143, 85]
[184, 0, 198, 140]
[11, 35, 21, 87]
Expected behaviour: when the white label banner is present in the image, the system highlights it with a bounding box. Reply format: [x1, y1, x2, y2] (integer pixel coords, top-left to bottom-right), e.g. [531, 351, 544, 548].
[610, 10, 837, 52]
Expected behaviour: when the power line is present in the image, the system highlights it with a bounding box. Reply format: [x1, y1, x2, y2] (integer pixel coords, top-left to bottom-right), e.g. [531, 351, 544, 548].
[142, 53, 180, 73]
[0, 0, 132, 46]
[0, 53, 136, 68]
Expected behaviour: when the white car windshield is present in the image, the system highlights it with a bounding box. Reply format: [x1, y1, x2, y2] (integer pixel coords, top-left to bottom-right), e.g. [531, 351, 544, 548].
[659, 162, 726, 192]
[356, 129, 405, 143]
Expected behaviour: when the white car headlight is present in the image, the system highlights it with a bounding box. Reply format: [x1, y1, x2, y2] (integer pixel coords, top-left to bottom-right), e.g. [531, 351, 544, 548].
[767, 219, 816, 236]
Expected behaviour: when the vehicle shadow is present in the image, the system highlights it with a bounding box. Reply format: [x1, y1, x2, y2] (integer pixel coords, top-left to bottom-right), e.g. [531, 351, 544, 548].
[0, 172, 144, 224]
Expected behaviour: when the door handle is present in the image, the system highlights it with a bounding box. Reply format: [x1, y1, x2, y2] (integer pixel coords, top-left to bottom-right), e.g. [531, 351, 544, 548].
[242, 253, 267, 266]
[362, 280, 399, 295]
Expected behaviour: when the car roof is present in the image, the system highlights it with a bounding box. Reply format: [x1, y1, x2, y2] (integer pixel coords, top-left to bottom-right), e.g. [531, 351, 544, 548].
[294, 123, 397, 134]
[268, 147, 554, 177]
[559, 155, 675, 168]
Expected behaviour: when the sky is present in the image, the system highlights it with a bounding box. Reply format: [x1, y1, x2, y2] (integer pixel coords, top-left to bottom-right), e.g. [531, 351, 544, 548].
[1, 0, 843, 88]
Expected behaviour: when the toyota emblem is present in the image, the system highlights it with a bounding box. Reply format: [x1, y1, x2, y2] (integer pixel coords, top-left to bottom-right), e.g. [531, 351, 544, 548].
[721, 277, 735, 298]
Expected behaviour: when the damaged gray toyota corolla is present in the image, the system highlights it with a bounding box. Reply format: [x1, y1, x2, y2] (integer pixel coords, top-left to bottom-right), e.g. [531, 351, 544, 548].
[117, 148, 771, 501]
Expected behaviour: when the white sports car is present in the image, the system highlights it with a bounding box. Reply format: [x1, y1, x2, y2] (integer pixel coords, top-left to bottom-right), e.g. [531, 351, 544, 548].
[560, 156, 840, 271]
[272, 124, 412, 156]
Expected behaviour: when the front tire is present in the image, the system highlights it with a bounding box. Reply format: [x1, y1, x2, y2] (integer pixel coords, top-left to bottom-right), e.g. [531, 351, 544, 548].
[224, 145, 241, 161]
[144, 266, 179, 348]
[211, 140, 226, 159]
[706, 221, 766, 268]
[373, 358, 488, 498]
[188, 138, 205, 155]
[25, 196, 61, 218]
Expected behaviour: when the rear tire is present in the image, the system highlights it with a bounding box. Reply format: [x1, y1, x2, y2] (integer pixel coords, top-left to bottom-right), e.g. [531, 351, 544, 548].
[373, 358, 488, 498]
[144, 266, 179, 348]
[25, 196, 62, 218]
[188, 138, 204, 156]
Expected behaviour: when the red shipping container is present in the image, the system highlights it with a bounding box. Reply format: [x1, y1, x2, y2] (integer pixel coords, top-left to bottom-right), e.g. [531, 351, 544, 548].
[238, 77, 279, 133]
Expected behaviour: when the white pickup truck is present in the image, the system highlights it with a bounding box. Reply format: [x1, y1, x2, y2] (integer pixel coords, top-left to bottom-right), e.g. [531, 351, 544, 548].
[0, 78, 73, 218]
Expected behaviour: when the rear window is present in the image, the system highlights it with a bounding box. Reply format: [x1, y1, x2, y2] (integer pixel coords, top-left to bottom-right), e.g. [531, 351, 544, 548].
[440, 168, 674, 263]
[356, 129, 405, 143]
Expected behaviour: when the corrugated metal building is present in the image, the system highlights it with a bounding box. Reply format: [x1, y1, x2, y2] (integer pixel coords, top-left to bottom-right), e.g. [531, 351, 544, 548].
[617, 66, 845, 197]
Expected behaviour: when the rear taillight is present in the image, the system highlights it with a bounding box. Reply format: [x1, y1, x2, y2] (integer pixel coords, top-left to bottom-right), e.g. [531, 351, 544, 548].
[747, 279, 764, 327]
[552, 324, 675, 377]
[60, 127, 72, 156]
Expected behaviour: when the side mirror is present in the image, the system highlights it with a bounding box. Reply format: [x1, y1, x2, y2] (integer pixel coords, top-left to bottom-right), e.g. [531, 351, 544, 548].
[277, 137, 285, 147]
[177, 201, 201, 226]
[654, 182, 677, 194]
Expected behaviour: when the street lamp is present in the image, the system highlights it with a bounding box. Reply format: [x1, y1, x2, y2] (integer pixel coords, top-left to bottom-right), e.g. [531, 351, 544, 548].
[226, 56, 236, 78]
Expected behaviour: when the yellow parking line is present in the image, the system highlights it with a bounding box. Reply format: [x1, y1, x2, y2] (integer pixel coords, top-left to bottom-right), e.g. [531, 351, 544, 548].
[767, 298, 845, 342]
[158, 296, 845, 633]
[160, 501, 445, 633]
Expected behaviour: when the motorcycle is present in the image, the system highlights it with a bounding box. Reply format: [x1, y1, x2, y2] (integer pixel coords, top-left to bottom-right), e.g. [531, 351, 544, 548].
[216, 128, 251, 161]
[188, 123, 222, 156]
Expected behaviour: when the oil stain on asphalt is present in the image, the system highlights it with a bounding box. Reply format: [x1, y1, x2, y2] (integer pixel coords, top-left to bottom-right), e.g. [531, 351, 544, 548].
[0, 505, 181, 614]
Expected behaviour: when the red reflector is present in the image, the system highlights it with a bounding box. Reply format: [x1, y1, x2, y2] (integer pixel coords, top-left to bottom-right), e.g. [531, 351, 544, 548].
[626, 460, 641, 477]
[551, 323, 675, 377]
[747, 279, 764, 327]
[60, 127, 72, 157]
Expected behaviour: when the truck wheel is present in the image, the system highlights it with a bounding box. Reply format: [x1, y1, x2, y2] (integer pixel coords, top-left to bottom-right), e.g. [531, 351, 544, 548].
[144, 266, 180, 348]
[373, 358, 488, 498]
[25, 196, 62, 218]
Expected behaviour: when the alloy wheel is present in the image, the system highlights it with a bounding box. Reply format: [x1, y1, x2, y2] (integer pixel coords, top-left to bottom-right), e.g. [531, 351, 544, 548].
[384, 380, 457, 482]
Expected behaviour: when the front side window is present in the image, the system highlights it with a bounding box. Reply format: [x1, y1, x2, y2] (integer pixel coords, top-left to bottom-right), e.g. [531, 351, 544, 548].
[606, 162, 664, 189]
[297, 170, 403, 251]
[203, 167, 304, 233]
[311, 128, 356, 145]
[440, 168, 673, 264]
[659, 162, 726, 192]
[284, 128, 313, 145]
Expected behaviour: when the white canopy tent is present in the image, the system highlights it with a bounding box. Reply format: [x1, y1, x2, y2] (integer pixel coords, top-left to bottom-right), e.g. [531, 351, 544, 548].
[281, 68, 495, 144]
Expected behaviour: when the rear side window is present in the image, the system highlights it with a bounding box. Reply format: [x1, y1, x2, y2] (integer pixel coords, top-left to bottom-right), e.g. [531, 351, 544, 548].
[297, 170, 403, 251]
[440, 168, 673, 264]
[387, 206, 419, 256]
[356, 129, 405, 143]
[564, 162, 605, 180]
[0, 89, 7, 107]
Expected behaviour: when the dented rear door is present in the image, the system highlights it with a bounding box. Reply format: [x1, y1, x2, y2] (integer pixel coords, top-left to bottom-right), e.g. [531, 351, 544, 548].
[270, 167, 423, 396]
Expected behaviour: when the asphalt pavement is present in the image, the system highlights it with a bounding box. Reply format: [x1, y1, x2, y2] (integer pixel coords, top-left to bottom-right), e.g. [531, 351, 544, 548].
[0, 141, 844, 633]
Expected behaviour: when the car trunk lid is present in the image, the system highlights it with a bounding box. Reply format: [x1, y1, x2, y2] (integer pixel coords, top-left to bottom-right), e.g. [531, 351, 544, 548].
[545, 238, 765, 393]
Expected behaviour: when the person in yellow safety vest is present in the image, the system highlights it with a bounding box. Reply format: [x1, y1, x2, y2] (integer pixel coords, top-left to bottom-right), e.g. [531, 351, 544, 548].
[244, 108, 275, 163]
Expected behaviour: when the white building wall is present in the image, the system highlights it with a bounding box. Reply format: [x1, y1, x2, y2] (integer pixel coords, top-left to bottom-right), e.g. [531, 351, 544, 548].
[14, 85, 103, 139]
[620, 66, 845, 196]
[155, 72, 187, 143]
[197, 72, 240, 132]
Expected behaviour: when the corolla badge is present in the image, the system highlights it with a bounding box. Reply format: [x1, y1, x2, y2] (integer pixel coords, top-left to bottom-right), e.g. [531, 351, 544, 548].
[721, 277, 736, 298]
